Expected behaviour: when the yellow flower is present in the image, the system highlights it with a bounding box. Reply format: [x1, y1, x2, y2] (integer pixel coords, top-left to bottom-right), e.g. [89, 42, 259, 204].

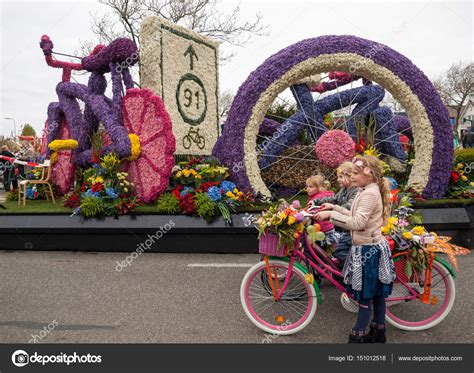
[296, 223, 305, 233]
[457, 163, 464, 169]
[402, 231, 413, 240]
[412, 226, 426, 235]
[287, 216, 296, 225]
[461, 175, 467, 181]
[278, 211, 287, 222]
[226, 191, 234, 198]
[381, 225, 391, 235]
[387, 217, 398, 226]
[95, 176, 104, 184]
[50, 151, 58, 164]
[126, 134, 141, 161]
[233, 188, 238, 193]
[182, 170, 190, 177]
[48, 139, 78, 151]
[176, 171, 182, 177]
[195, 175, 202, 179]
[470, 182, 474, 187]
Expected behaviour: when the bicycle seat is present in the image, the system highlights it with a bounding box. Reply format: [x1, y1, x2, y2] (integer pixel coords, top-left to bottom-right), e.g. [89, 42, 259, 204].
[81, 38, 138, 74]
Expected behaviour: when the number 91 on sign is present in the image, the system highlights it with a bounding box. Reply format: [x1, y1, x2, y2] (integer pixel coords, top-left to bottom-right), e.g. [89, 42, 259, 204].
[176, 73, 208, 126]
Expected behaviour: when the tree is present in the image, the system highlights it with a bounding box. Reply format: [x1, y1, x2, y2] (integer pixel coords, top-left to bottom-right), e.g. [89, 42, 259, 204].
[433, 61, 474, 134]
[84, 0, 268, 62]
[381, 92, 404, 113]
[20, 124, 36, 137]
[219, 90, 234, 119]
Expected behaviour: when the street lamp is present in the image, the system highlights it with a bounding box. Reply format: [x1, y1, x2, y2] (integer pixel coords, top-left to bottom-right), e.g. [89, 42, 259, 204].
[4, 117, 17, 137]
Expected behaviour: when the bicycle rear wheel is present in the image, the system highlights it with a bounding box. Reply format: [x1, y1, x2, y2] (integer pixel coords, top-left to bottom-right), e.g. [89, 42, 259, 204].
[385, 257, 455, 331]
[241, 259, 317, 335]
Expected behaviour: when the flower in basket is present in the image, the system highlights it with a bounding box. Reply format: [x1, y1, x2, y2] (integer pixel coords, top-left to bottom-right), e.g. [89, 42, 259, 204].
[401, 231, 413, 240]
[411, 226, 426, 236]
[291, 200, 301, 209]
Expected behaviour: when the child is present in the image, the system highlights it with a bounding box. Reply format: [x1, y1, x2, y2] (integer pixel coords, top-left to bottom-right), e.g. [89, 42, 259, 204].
[308, 162, 358, 263]
[315, 155, 396, 343]
[305, 175, 338, 245]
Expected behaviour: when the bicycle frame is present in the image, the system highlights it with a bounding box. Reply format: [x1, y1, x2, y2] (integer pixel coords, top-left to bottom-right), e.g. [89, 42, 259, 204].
[266, 232, 421, 304]
[41, 36, 138, 166]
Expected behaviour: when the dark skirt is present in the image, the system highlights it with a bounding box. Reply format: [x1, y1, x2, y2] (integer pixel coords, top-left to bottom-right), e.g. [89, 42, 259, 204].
[345, 245, 393, 301]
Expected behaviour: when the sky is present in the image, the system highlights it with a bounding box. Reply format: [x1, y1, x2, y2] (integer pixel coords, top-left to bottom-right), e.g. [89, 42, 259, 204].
[0, 0, 472, 137]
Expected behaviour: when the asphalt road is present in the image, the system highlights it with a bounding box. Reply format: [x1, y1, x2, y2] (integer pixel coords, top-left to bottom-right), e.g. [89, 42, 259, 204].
[0, 250, 472, 344]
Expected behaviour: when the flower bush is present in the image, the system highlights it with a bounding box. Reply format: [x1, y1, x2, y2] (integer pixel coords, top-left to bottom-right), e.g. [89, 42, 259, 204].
[172, 156, 229, 188]
[446, 161, 474, 198]
[66, 153, 139, 218]
[157, 159, 254, 223]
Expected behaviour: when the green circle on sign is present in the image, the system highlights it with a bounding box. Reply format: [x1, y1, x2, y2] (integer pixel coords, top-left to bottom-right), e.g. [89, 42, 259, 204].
[176, 73, 208, 126]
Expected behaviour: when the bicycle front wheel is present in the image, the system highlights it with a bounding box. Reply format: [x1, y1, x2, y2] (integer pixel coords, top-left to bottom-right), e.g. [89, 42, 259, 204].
[240, 259, 317, 335]
[385, 258, 455, 331]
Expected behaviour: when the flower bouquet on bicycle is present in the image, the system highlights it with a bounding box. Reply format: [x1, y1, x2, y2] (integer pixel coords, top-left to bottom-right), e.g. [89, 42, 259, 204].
[242, 196, 470, 335]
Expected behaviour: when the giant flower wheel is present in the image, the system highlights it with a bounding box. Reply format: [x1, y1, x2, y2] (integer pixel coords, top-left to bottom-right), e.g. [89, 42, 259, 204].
[213, 35, 452, 199]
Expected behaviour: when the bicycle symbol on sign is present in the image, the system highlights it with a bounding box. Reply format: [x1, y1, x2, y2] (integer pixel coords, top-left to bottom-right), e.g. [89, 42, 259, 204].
[182, 126, 205, 150]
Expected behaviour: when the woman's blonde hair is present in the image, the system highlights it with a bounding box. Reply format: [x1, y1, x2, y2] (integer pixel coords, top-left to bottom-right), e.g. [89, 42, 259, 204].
[336, 161, 353, 184]
[306, 174, 331, 191]
[352, 155, 391, 223]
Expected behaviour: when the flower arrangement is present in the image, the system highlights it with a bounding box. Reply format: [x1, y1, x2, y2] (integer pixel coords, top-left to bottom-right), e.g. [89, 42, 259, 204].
[172, 156, 229, 188]
[255, 199, 306, 253]
[446, 162, 474, 198]
[383, 194, 469, 279]
[315, 130, 355, 168]
[157, 171, 254, 223]
[65, 153, 139, 218]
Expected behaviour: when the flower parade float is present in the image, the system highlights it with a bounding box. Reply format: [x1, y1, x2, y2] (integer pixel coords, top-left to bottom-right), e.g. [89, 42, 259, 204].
[0, 32, 471, 253]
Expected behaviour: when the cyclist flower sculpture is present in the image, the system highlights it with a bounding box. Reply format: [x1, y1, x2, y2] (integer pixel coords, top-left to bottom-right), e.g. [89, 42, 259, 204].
[40, 35, 176, 203]
[213, 35, 452, 199]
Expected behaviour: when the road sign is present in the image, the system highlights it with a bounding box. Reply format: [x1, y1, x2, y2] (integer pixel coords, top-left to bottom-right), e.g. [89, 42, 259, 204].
[140, 16, 220, 156]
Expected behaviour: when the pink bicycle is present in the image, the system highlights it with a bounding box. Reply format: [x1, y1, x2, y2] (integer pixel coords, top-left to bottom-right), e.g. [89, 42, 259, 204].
[241, 213, 456, 335]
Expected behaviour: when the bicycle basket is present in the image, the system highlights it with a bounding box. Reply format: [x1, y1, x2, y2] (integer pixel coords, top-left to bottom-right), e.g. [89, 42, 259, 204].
[258, 233, 289, 257]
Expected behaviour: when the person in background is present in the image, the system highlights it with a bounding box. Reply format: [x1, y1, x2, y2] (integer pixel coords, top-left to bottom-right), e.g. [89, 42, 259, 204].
[1, 145, 18, 191]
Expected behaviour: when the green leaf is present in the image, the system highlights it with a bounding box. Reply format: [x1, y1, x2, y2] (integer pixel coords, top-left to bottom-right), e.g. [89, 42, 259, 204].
[405, 260, 413, 279]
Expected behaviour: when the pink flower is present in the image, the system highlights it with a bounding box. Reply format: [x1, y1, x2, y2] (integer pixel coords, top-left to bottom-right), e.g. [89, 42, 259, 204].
[122, 88, 176, 203]
[315, 130, 355, 168]
[291, 200, 301, 209]
[295, 212, 305, 222]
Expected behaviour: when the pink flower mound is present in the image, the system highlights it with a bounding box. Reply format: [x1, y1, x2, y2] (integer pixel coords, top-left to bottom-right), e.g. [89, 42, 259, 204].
[315, 130, 355, 168]
[122, 88, 176, 203]
[40, 121, 49, 156]
[50, 119, 76, 195]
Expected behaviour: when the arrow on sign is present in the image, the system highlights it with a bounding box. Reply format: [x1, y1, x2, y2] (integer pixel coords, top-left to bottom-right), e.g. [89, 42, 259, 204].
[184, 45, 198, 70]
